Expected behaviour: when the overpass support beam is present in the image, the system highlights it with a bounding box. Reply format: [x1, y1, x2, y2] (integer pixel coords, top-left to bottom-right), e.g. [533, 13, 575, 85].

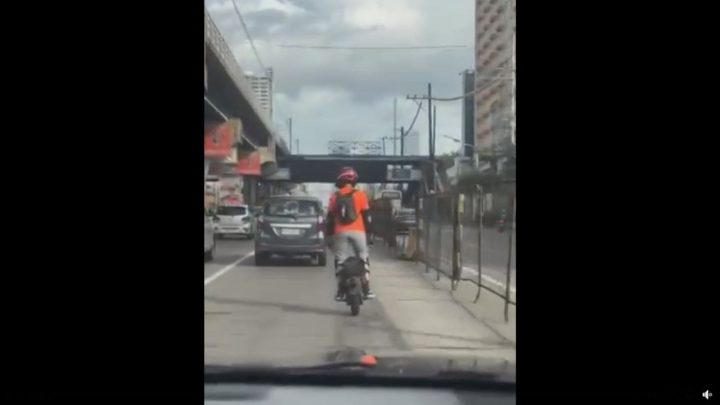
[243, 177, 258, 207]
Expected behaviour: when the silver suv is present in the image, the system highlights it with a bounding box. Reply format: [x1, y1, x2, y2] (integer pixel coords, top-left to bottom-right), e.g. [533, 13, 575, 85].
[214, 205, 255, 239]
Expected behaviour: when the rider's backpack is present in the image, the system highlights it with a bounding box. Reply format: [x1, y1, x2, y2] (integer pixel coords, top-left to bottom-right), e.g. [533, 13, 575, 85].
[335, 190, 357, 225]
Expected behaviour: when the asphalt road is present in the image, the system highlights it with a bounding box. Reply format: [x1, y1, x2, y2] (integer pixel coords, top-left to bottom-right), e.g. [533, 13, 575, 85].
[204, 238, 410, 365]
[203, 238, 255, 281]
[204, 237, 515, 366]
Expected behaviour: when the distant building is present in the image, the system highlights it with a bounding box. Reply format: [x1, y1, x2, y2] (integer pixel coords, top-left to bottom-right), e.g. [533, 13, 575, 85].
[244, 68, 273, 119]
[461, 69, 475, 158]
[328, 141, 383, 155]
[474, 0, 515, 222]
[403, 130, 420, 156]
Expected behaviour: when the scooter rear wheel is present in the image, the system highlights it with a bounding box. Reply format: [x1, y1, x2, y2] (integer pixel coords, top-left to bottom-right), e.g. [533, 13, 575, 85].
[348, 294, 360, 316]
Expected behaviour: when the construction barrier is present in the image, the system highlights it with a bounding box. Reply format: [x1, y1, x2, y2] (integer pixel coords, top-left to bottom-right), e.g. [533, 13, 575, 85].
[418, 183, 516, 323]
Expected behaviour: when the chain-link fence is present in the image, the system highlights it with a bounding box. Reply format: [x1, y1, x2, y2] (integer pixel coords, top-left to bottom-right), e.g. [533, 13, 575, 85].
[418, 180, 516, 322]
[421, 193, 455, 281]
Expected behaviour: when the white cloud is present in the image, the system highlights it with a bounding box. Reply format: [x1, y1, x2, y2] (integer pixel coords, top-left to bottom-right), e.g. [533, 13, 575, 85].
[343, 0, 422, 34]
[206, 0, 474, 155]
[257, 0, 306, 15]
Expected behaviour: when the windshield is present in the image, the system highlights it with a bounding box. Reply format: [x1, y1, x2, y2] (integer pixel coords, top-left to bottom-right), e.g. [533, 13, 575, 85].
[217, 206, 247, 216]
[204, 0, 516, 386]
[264, 199, 319, 217]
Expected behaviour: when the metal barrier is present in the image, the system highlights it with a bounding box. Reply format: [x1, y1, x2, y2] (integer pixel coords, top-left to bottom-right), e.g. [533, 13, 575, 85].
[418, 181, 516, 322]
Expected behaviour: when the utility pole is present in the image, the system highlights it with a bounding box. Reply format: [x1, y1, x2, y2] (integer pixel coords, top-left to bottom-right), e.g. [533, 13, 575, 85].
[433, 105, 437, 157]
[295, 139, 300, 154]
[400, 126, 405, 156]
[427, 83, 433, 158]
[393, 98, 397, 155]
[288, 117, 293, 154]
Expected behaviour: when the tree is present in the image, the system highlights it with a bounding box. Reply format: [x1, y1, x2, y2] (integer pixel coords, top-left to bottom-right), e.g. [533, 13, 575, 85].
[437, 150, 461, 170]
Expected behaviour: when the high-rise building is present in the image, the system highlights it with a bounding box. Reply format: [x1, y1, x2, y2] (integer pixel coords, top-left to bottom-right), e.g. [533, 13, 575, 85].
[474, 0, 515, 156]
[461, 69, 475, 158]
[245, 68, 273, 120]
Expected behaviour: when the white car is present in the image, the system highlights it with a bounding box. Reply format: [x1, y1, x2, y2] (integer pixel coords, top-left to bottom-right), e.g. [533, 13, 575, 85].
[214, 205, 255, 239]
[205, 210, 216, 261]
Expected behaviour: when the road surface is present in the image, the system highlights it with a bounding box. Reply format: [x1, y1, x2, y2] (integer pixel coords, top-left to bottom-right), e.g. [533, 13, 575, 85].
[204, 238, 515, 366]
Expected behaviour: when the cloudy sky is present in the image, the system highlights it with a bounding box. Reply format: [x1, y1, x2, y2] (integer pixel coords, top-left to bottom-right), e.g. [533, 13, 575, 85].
[206, 0, 475, 159]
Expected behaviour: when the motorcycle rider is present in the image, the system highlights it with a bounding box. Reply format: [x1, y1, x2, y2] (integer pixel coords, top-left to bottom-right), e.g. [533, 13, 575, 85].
[326, 167, 375, 301]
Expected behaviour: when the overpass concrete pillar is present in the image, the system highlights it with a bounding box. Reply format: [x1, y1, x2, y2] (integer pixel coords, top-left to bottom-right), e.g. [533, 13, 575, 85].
[242, 177, 258, 207]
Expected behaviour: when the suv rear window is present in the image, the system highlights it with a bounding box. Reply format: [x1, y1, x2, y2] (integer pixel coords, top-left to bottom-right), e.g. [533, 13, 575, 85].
[264, 200, 319, 217]
[218, 206, 247, 216]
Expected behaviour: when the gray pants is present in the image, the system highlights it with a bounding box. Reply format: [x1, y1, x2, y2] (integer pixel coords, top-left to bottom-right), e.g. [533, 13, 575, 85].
[332, 231, 370, 275]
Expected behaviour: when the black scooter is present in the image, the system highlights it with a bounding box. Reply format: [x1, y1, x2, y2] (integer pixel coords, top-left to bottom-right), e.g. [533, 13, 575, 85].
[335, 257, 368, 316]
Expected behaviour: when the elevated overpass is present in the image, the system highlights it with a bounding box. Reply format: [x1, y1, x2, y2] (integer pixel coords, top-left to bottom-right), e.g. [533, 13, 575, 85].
[204, 9, 288, 157]
[270, 155, 429, 184]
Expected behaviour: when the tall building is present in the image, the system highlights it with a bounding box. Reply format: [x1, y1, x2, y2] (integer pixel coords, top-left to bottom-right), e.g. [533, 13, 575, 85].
[461, 69, 475, 158]
[474, 0, 515, 165]
[244, 68, 273, 119]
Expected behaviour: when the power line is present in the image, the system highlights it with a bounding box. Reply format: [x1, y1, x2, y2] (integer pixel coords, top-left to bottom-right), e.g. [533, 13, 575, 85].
[204, 96, 228, 121]
[406, 77, 511, 103]
[230, 0, 267, 74]
[412, 99, 427, 112]
[404, 100, 423, 135]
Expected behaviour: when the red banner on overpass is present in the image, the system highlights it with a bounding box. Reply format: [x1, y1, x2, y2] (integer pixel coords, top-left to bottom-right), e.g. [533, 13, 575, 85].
[235, 151, 261, 176]
[205, 120, 241, 159]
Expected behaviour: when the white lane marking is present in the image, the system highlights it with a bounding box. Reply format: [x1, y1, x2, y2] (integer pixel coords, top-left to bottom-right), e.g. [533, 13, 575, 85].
[462, 266, 516, 294]
[437, 257, 516, 293]
[204, 251, 255, 286]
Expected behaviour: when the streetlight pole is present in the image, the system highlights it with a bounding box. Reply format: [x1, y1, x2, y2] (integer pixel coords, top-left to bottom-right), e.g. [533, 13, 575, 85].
[427, 83, 433, 158]
[443, 134, 475, 149]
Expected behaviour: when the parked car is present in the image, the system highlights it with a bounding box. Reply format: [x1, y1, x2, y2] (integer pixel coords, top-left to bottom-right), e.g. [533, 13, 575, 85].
[254, 196, 326, 266]
[204, 209, 216, 261]
[214, 205, 255, 239]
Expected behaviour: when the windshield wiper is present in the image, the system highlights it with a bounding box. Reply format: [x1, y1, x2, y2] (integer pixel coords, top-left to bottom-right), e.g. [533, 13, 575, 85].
[432, 369, 513, 382]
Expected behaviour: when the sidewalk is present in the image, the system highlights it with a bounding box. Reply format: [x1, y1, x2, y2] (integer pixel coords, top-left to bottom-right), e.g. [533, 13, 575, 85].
[370, 244, 516, 363]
